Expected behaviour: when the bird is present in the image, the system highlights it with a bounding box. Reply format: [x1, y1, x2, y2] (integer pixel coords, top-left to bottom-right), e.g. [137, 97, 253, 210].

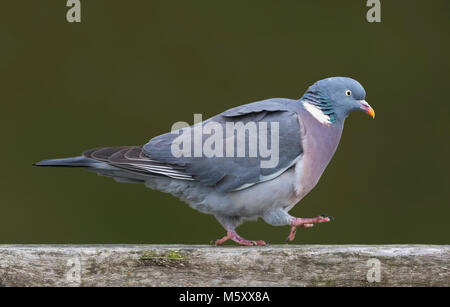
[34, 77, 375, 246]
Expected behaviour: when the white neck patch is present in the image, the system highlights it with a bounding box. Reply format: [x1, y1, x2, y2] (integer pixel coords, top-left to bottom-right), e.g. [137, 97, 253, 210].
[303, 101, 332, 125]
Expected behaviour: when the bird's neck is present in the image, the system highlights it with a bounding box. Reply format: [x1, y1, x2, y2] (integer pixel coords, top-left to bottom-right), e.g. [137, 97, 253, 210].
[299, 101, 344, 162]
[300, 94, 336, 124]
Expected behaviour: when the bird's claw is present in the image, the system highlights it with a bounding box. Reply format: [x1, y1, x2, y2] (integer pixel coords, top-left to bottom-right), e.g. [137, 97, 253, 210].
[212, 231, 267, 246]
[319, 214, 334, 220]
[286, 214, 334, 242]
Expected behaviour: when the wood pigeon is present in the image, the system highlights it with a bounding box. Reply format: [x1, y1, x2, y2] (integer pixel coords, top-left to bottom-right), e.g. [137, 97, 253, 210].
[35, 77, 375, 245]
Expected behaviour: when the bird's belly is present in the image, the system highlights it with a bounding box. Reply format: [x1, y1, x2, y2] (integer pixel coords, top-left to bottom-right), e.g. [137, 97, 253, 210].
[145, 163, 310, 218]
[219, 167, 298, 217]
[144, 174, 294, 218]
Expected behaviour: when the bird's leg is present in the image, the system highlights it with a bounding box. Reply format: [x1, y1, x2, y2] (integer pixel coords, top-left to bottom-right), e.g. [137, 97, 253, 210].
[286, 214, 333, 242]
[213, 215, 267, 246]
[213, 230, 267, 246]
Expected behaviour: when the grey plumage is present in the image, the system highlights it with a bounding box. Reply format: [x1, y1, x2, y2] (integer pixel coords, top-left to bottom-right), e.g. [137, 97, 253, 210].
[35, 77, 375, 245]
[144, 98, 303, 192]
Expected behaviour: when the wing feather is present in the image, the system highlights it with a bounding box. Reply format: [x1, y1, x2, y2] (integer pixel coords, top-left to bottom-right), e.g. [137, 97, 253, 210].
[83, 147, 194, 180]
[143, 98, 304, 191]
[83, 98, 304, 191]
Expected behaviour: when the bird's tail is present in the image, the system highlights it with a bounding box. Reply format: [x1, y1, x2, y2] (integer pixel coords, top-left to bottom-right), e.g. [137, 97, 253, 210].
[33, 155, 149, 184]
[33, 156, 101, 168]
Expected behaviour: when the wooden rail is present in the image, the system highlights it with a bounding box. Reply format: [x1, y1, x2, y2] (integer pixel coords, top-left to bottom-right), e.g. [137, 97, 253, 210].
[0, 245, 448, 286]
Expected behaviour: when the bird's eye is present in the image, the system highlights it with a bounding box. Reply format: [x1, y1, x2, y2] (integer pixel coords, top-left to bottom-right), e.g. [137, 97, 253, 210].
[345, 90, 352, 96]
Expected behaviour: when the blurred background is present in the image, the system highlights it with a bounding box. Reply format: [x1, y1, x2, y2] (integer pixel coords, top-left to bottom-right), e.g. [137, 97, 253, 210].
[0, 1, 448, 244]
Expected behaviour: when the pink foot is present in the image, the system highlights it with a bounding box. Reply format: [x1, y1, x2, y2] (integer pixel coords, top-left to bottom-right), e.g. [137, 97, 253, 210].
[213, 230, 267, 246]
[286, 214, 334, 242]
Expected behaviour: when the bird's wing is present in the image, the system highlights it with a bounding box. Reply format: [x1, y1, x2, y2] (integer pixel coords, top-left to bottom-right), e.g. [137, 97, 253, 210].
[142, 98, 304, 192]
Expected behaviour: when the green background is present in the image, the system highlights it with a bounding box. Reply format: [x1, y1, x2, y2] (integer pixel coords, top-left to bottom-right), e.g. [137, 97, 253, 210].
[0, 1, 448, 244]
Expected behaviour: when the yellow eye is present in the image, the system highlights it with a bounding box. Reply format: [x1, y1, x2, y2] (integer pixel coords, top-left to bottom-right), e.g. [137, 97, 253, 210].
[345, 90, 352, 96]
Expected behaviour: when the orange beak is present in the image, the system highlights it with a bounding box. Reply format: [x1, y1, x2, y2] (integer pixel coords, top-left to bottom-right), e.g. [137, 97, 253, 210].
[359, 100, 375, 119]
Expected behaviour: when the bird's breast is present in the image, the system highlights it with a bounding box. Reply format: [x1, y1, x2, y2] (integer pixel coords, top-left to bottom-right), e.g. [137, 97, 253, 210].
[290, 113, 343, 206]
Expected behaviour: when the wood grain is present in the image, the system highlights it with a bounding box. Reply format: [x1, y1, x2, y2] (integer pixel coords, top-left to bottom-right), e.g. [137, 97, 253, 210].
[0, 245, 448, 286]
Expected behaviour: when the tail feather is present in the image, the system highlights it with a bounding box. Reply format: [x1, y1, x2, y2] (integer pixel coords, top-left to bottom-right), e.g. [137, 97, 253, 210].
[33, 156, 101, 167]
[33, 155, 149, 184]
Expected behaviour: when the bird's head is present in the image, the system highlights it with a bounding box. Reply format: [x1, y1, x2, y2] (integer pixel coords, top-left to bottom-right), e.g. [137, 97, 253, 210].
[301, 77, 375, 125]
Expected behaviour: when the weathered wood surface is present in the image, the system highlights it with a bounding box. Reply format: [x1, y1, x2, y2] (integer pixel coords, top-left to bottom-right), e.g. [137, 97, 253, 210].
[0, 245, 448, 287]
